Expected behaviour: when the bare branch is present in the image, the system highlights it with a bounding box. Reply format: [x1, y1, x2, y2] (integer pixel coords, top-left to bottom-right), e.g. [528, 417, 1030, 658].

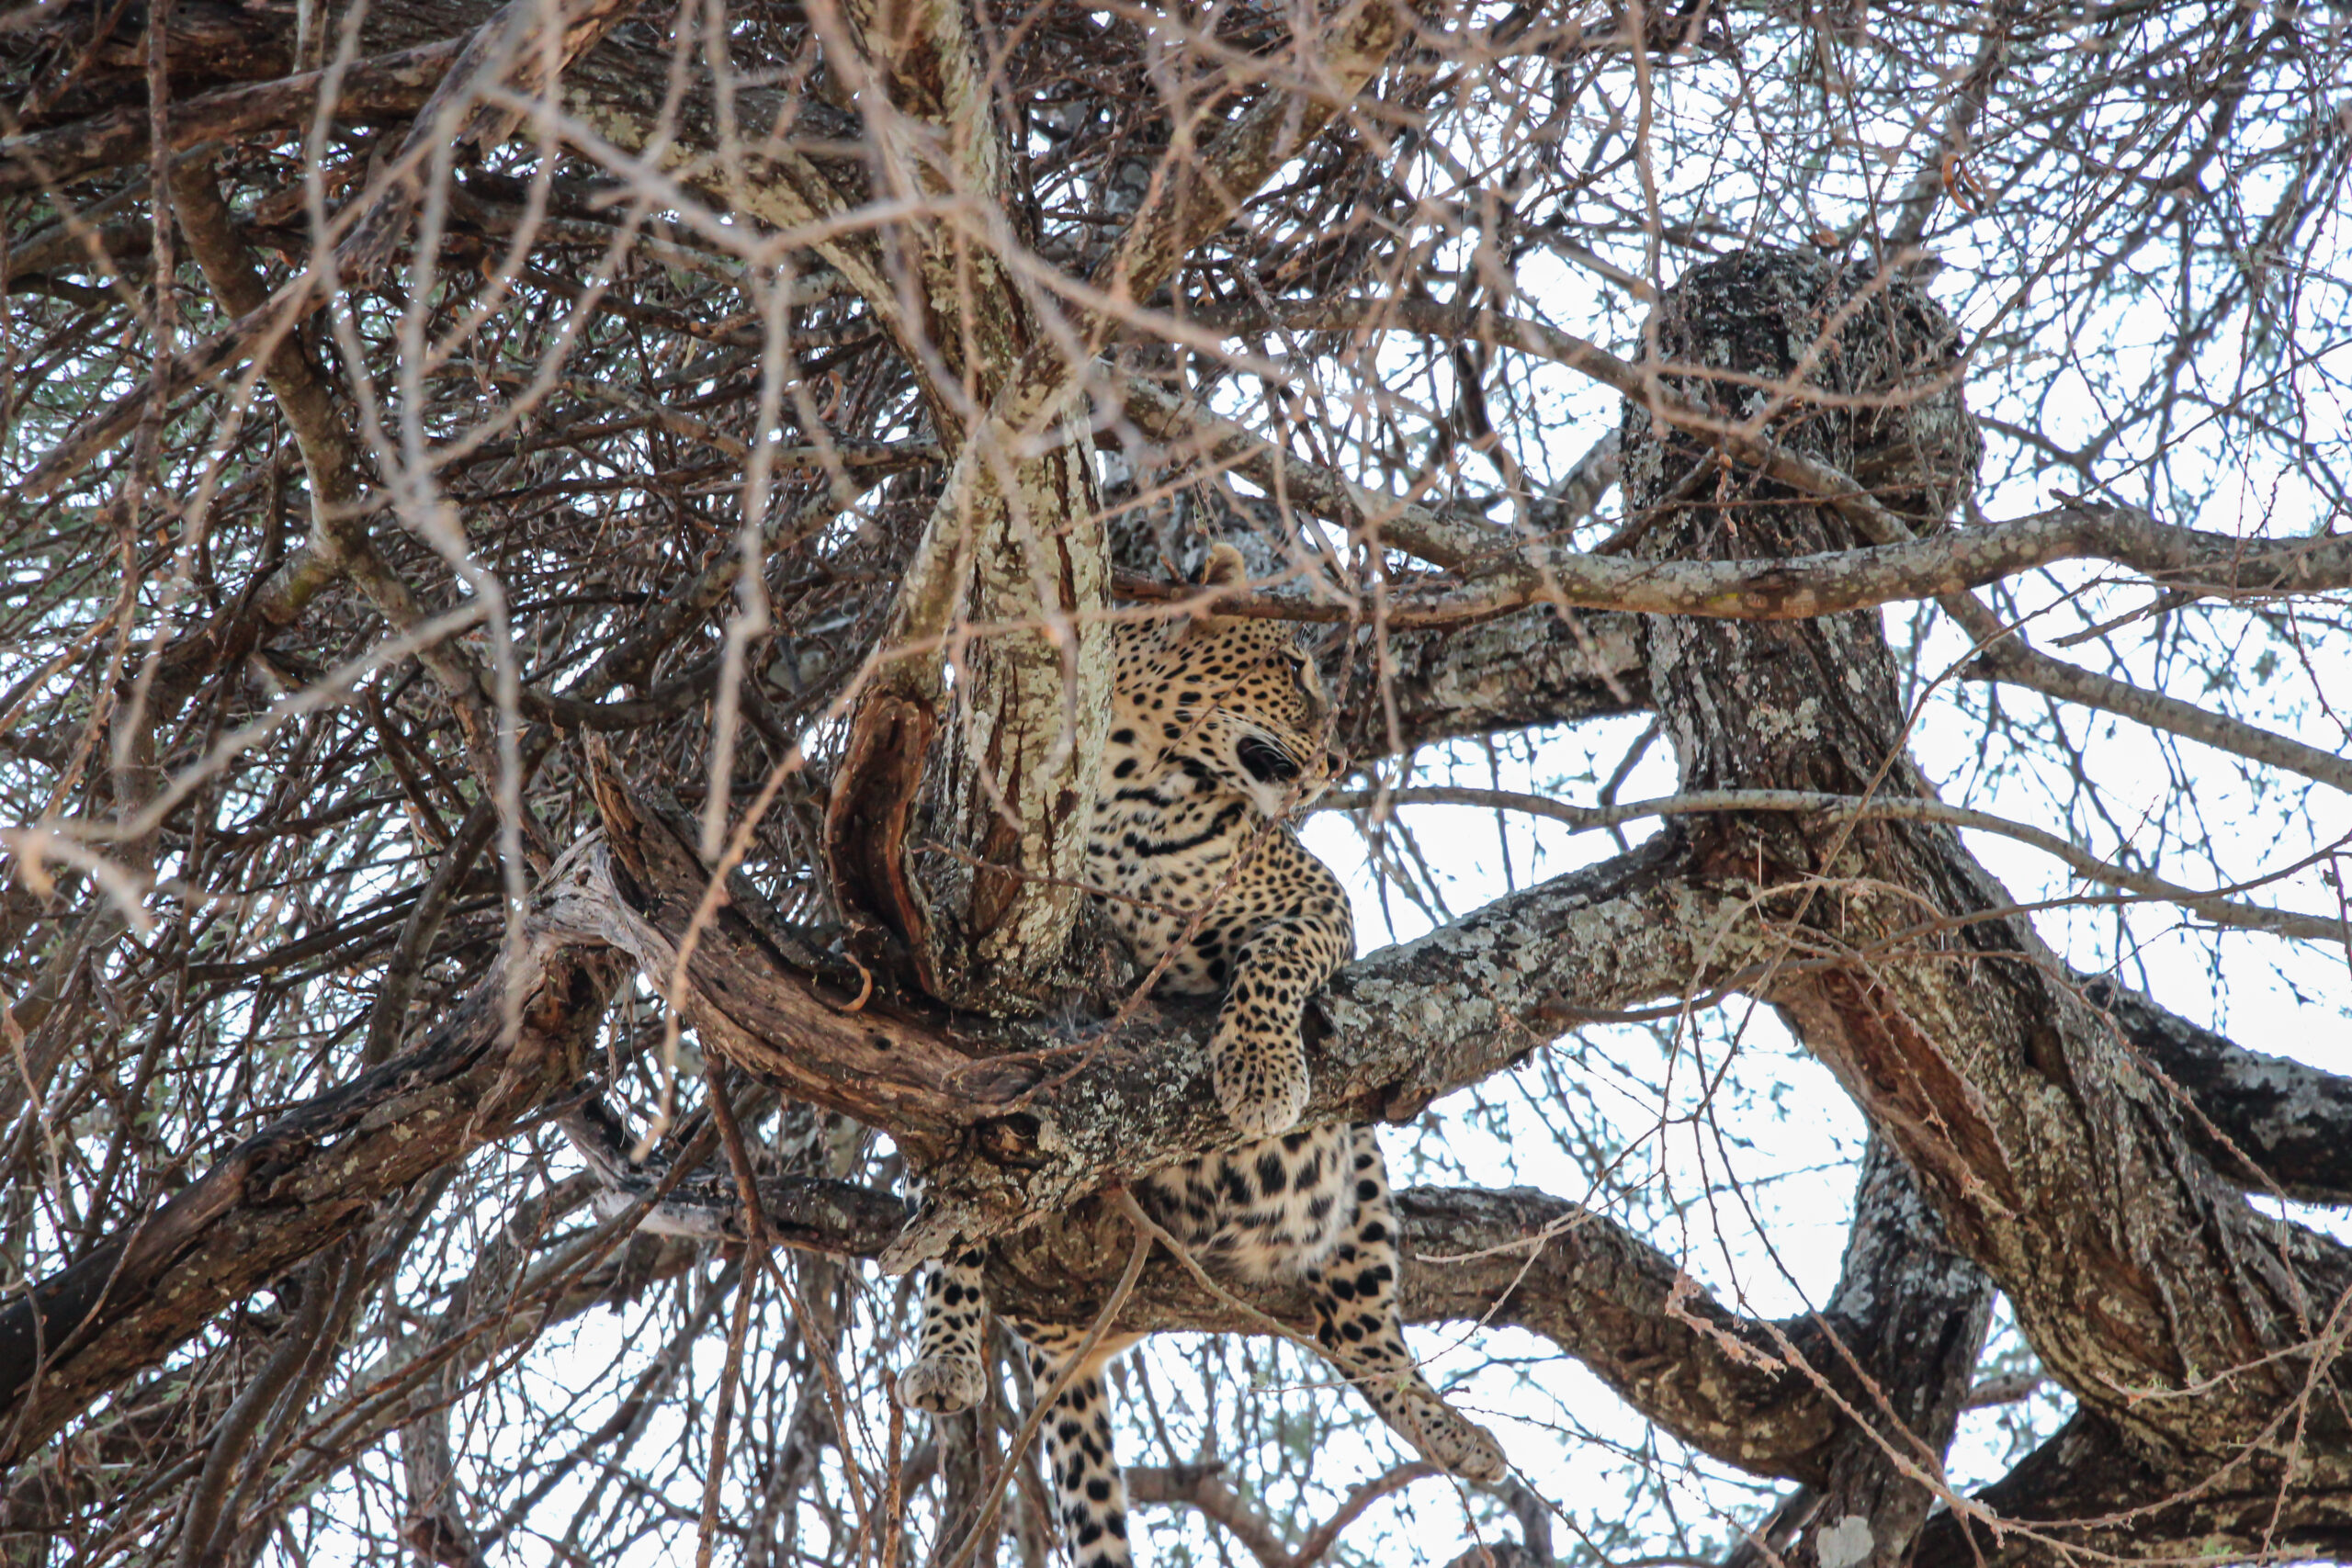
[0, 935, 622, 1468]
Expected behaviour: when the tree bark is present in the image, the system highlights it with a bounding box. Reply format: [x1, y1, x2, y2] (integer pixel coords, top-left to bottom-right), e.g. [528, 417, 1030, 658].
[560, 771, 1754, 1247]
[1623, 248, 2352, 1521]
[9, 761, 2346, 1528]
[1729, 1141, 1991, 1568]
[824, 0, 1404, 1009]
[1910, 1408, 2352, 1566]
[1330, 608, 1649, 759]
[2082, 976, 2352, 1207]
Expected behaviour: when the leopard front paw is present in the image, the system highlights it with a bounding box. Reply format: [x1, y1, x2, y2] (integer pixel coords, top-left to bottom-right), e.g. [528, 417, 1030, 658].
[1215, 1048, 1311, 1138]
[898, 1355, 985, 1415]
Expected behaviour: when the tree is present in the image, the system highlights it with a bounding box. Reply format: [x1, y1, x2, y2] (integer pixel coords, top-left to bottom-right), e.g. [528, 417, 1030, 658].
[1, 0, 2347, 1564]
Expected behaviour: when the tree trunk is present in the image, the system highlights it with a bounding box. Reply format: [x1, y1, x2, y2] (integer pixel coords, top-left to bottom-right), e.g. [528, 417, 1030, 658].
[1624, 247, 2352, 1553]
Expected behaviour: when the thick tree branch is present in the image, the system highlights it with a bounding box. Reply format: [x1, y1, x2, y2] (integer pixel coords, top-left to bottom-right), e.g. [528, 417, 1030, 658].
[1765, 1140, 1991, 1568]
[1115, 373, 2352, 826]
[828, 0, 1024, 432]
[1117, 491, 2352, 634]
[16, 814, 2342, 1515]
[1329, 607, 1648, 757]
[553, 763, 2352, 1262]
[1124, 349, 2352, 799]
[1910, 1410, 2352, 1568]
[553, 1083, 1871, 1485]
[555, 1099, 1979, 1493]
[2084, 977, 2352, 1207]
[560, 776, 1754, 1247]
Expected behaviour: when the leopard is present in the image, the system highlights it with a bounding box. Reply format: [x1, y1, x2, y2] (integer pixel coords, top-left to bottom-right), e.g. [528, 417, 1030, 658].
[896, 544, 1507, 1568]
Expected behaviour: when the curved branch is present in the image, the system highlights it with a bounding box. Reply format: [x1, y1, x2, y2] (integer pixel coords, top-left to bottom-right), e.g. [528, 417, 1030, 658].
[1960, 627, 2352, 797]
[16, 811, 2346, 1508]
[1620, 248, 2352, 1468]
[1135, 296, 2352, 820]
[560, 779, 1753, 1247]
[553, 1081, 1860, 1486]
[552, 1106, 1941, 1493]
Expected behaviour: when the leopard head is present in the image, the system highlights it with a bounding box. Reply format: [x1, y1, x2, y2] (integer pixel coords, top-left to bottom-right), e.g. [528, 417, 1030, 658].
[1112, 545, 1341, 820]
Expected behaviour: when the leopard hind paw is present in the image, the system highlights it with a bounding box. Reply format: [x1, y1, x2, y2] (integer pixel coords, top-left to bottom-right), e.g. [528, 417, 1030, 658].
[898, 1354, 985, 1414]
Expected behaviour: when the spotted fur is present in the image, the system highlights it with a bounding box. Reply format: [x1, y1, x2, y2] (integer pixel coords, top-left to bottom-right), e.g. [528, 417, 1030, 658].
[899, 545, 1506, 1567]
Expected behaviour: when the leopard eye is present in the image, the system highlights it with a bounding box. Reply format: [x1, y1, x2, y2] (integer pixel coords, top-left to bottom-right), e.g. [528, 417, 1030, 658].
[1237, 735, 1301, 784]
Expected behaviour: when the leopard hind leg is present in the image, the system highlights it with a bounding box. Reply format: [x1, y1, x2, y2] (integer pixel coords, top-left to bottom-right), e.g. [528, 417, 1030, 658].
[1015, 1326, 1140, 1568]
[898, 1248, 989, 1414]
[1306, 1127, 1507, 1481]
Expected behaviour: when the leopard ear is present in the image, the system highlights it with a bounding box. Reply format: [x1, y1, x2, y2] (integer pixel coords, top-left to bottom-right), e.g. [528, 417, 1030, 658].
[1172, 543, 1250, 644]
[1196, 543, 1248, 590]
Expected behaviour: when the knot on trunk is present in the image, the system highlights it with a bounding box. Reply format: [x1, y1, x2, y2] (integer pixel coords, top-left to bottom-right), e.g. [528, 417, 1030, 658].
[1623, 247, 1984, 807]
[1623, 247, 1983, 539]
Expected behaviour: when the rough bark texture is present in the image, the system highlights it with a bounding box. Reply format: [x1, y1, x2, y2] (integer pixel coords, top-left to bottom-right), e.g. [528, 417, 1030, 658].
[2084, 976, 2352, 1207]
[1747, 1140, 1992, 1568]
[1625, 248, 2352, 1555]
[976, 1181, 1871, 1483]
[562, 770, 1753, 1246]
[1330, 608, 1650, 757]
[7, 754, 2348, 1540]
[7, 8, 2351, 1562]
[1909, 1408, 2352, 1567]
